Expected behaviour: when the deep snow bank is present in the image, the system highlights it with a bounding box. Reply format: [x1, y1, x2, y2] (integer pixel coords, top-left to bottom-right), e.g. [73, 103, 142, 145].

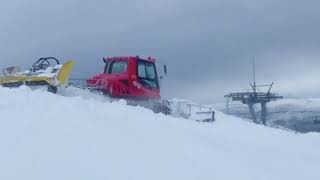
[0, 86, 319, 180]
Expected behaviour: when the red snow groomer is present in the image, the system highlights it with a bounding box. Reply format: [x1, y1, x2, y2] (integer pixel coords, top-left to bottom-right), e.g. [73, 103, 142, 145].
[87, 56, 215, 122]
[86, 56, 170, 114]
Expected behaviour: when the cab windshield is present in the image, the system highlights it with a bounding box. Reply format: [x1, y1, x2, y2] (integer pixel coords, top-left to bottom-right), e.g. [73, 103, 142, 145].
[137, 60, 159, 89]
[109, 61, 128, 74]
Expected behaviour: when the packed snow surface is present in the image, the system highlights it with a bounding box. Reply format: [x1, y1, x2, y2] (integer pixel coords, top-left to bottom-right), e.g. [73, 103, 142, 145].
[0, 86, 319, 180]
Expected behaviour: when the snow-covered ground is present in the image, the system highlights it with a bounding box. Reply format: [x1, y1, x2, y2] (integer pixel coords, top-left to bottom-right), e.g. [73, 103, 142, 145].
[0, 86, 320, 180]
[215, 99, 320, 133]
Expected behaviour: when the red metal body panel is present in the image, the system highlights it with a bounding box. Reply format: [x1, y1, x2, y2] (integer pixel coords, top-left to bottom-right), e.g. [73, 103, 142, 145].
[86, 56, 161, 100]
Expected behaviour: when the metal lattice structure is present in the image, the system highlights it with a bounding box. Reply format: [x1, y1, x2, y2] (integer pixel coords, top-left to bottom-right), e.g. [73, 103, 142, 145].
[224, 60, 283, 125]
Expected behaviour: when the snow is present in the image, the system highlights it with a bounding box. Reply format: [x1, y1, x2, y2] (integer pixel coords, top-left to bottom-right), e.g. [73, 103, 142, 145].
[0, 86, 320, 180]
[13, 64, 63, 78]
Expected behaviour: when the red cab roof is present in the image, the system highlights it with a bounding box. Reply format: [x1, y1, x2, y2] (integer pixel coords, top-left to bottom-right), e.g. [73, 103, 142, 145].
[104, 56, 156, 63]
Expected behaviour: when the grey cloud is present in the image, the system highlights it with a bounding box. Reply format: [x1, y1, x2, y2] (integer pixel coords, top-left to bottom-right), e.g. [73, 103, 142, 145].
[0, 0, 320, 103]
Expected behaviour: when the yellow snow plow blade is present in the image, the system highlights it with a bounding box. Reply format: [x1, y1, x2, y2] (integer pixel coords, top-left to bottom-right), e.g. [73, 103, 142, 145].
[0, 76, 53, 86]
[0, 60, 75, 88]
[57, 60, 75, 86]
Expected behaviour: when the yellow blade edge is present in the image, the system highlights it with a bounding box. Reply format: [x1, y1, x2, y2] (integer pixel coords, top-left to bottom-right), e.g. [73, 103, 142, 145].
[57, 60, 76, 86]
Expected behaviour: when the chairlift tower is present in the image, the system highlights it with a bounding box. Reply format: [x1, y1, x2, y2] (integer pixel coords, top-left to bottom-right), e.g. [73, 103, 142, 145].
[224, 59, 283, 125]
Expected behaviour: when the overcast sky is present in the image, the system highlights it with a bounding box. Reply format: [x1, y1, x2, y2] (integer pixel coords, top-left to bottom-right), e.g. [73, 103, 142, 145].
[1, 0, 320, 103]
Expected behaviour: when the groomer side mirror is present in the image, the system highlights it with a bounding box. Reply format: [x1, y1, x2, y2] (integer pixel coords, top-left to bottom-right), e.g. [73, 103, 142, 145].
[164, 65, 167, 74]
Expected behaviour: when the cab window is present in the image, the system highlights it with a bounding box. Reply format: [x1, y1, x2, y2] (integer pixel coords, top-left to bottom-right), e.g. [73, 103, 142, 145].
[137, 61, 159, 88]
[109, 61, 128, 74]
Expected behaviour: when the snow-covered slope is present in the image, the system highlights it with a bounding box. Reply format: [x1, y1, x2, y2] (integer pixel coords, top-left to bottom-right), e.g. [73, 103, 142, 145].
[0, 86, 319, 180]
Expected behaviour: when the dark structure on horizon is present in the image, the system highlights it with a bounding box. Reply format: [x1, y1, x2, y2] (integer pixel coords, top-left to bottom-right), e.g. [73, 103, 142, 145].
[224, 60, 283, 125]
